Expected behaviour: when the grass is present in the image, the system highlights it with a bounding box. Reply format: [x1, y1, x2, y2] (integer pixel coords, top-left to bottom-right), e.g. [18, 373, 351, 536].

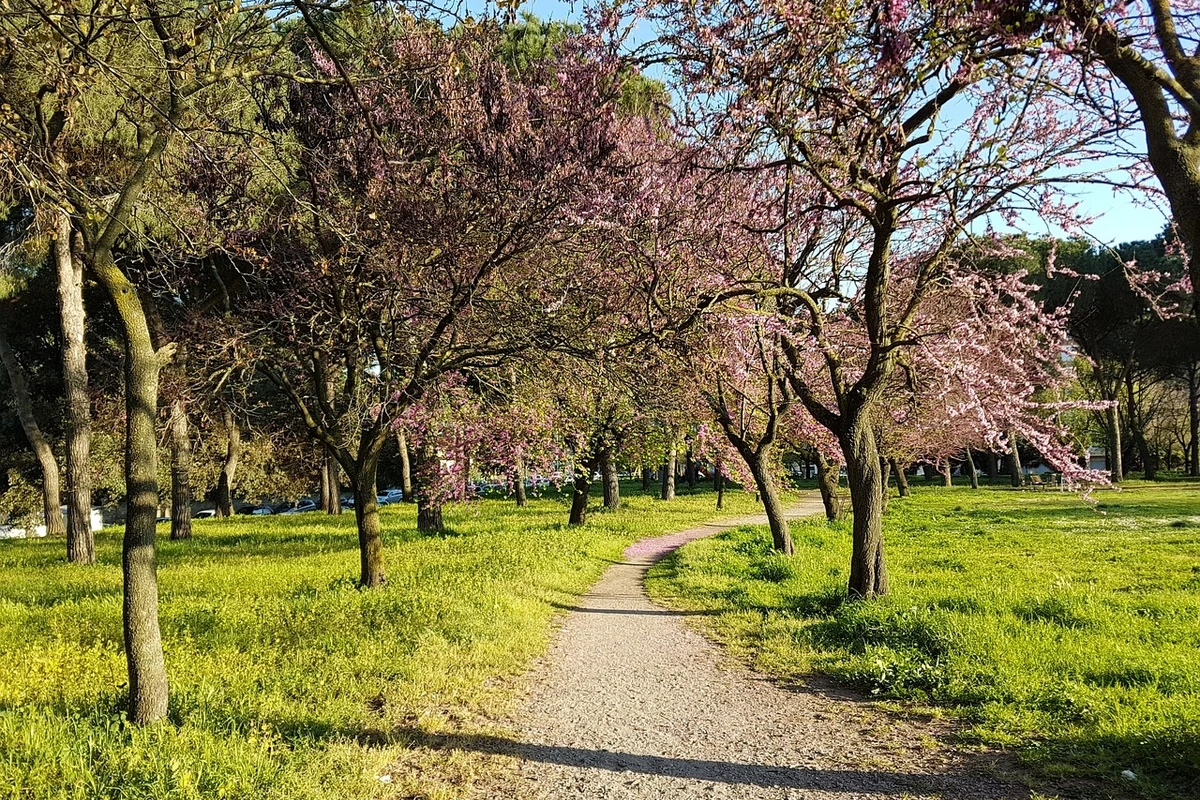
[0, 482, 758, 800]
[646, 481, 1200, 800]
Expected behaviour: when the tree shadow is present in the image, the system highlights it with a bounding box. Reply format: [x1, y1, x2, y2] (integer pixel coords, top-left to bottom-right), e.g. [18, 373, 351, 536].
[547, 600, 713, 617]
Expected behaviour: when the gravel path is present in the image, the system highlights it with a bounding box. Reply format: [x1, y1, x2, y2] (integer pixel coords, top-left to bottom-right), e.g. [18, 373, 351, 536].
[476, 496, 1031, 800]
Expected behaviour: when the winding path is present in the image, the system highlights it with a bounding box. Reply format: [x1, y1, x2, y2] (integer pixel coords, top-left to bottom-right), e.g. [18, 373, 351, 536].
[481, 495, 1030, 800]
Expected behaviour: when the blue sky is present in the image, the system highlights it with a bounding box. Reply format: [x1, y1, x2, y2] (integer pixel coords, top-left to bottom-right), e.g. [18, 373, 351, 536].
[470, 0, 1169, 246]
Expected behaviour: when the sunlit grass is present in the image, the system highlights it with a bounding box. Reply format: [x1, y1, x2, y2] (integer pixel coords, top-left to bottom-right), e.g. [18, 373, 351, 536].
[646, 481, 1200, 799]
[0, 482, 758, 799]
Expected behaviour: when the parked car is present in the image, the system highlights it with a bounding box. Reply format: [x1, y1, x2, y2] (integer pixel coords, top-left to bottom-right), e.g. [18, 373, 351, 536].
[194, 509, 217, 519]
[237, 505, 273, 515]
[380, 489, 404, 504]
[276, 499, 318, 515]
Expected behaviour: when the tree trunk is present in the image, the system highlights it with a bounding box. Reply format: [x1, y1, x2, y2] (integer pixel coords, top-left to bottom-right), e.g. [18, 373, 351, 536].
[1106, 400, 1123, 482]
[91, 260, 170, 724]
[168, 399, 192, 541]
[745, 447, 792, 554]
[715, 457, 725, 510]
[841, 417, 888, 599]
[55, 212, 93, 562]
[514, 455, 527, 507]
[986, 452, 998, 484]
[1009, 429, 1024, 488]
[1189, 365, 1199, 477]
[568, 459, 592, 526]
[685, 447, 696, 493]
[815, 453, 843, 521]
[965, 449, 979, 489]
[0, 328, 65, 538]
[940, 459, 953, 487]
[641, 467, 652, 492]
[414, 440, 442, 532]
[1126, 373, 1156, 481]
[396, 427, 413, 501]
[891, 459, 910, 497]
[352, 441, 386, 587]
[600, 448, 620, 512]
[879, 457, 892, 513]
[660, 447, 676, 501]
[216, 407, 239, 517]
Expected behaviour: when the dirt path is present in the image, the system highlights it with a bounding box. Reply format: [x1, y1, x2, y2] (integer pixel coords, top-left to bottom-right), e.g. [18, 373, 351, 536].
[478, 495, 1031, 800]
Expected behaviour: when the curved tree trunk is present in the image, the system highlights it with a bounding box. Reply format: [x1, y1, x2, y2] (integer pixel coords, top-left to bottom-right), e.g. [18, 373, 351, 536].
[216, 407, 239, 517]
[814, 453, 843, 521]
[55, 212, 93, 562]
[660, 446, 676, 501]
[600, 448, 620, 512]
[568, 458, 592, 526]
[0, 328, 65, 538]
[168, 399, 192, 541]
[744, 447, 792, 554]
[92, 256, 170, 725]
[841, 417, 888, 599]
[1008, 429, 1024, 488]
[891, 459, 910, 497]
[965, 449, 979, 490]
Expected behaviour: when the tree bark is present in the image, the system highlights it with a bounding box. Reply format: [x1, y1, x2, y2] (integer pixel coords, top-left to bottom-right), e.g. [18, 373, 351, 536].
[1188, 364, 1199, 477]
[841, 417, 888, 598]
[685, 447, 696, 493]
[965, 449, 979, 490]
[168, 399, 192, 541]
[660, 446, 676, 501]
[216, 407, 239, 517]
[815, 453, 843, 521]
[1126, 372, 1156, 480]
[940, 459, 952, 487]
[513, 455, 527, 507]
[1106, 399, 1123, 482]
[91, 255, 170, 724]
[986, 452, 998, 484]
[396, 426, 413, 501]
[1008, 429, 1024, 488]
[352, 441, 386, 587]
[0, 328, 65, 538]
[55, 211, 93, 562]
[600, 448, 620, 512]
[890, 459, 910, 497]
[641, 467, 652, 492]
[879, 457, 892, 513]
[744, 447, 792, 554]
[715, 457, 725, 510]
[415, 440, 442, 532]
[568, 458, 592, 525]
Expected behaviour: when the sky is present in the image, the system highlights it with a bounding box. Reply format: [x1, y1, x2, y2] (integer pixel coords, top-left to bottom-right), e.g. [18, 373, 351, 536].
[467, 0, 1170, 247]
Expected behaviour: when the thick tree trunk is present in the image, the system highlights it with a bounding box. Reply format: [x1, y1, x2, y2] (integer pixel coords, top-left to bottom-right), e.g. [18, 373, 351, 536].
[745, 448, 792, 555]
[600, 448, 620, 512]
[0, 328, 65, 538]
[1009, 430, 1024, 488]
[891, 459, 910, 497]
[568, 459, 592, 526]
[641, 467, 652, 492]
[55, 213, 93, 562]
[841, 418, 888, 599]
[940, 459, 952, 487]
[168, 399, 192, 541]
[660, 447, 676, 501]
[396, 427, 413, 501]
[417, 499, 443, 532]
[1106, 401, 1123, 482]
[352, 444, 386, 587]
[815, 453, 843, 521]
[965, 449, 979, 490]
[986, 452, 998, 484]
[216, 407, 239, 517]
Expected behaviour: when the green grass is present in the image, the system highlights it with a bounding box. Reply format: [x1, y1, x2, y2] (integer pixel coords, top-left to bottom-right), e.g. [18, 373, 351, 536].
[0, 482, 758, 800]
[646, 482, 1200, 800]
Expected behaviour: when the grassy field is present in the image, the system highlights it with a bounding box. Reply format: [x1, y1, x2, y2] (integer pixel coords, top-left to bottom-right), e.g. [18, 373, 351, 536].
[646, 481, 1200, 800]
[0, 483, 758, 800]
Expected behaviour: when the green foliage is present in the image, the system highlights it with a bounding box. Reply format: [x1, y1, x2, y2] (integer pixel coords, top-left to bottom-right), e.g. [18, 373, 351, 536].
[0, 484, 757, 799]
[647, 484, 1200, 799]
